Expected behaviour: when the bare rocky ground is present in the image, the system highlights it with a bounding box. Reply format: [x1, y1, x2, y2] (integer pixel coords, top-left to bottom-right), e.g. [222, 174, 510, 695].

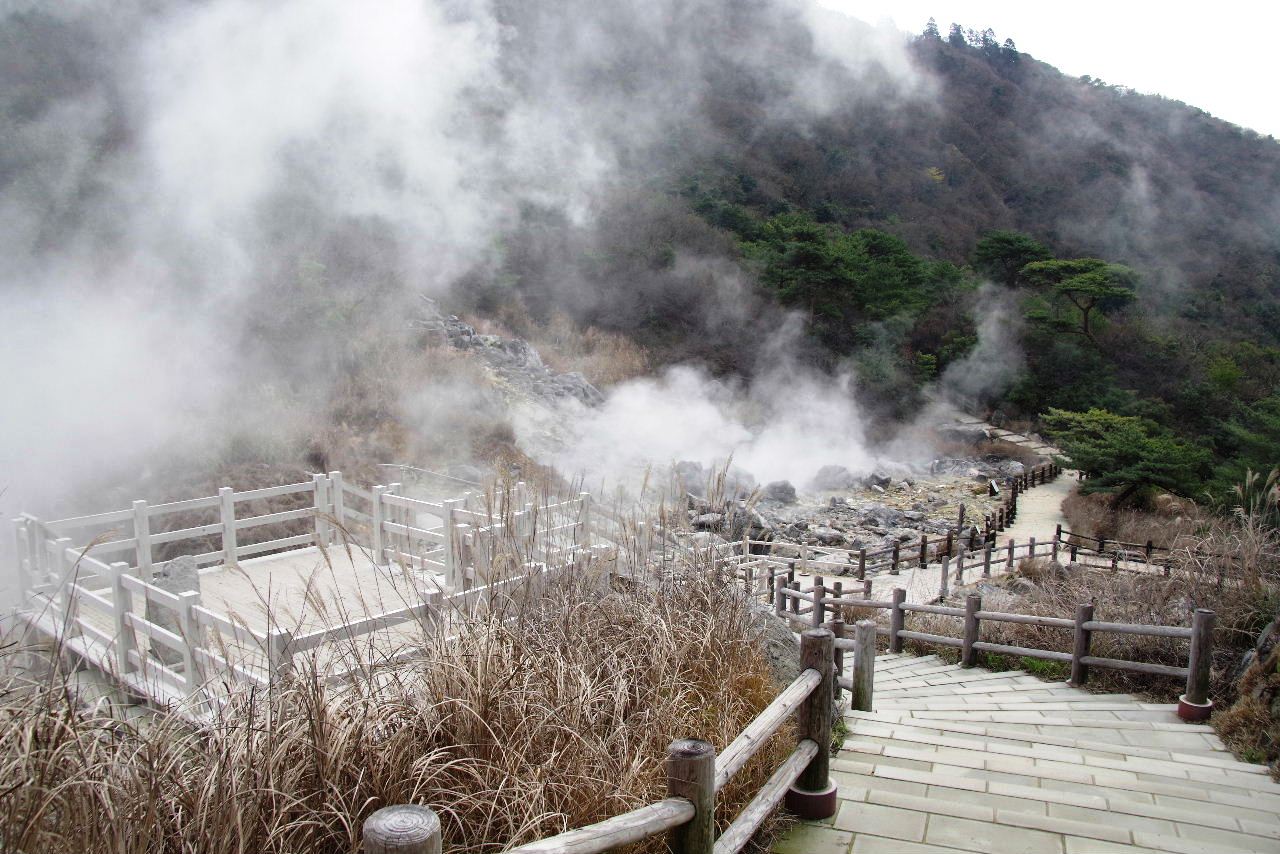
[676, 455, 1031, 562]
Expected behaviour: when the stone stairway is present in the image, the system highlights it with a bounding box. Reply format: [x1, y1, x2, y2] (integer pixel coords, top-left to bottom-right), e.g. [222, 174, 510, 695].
[775, 653, 1280, 854]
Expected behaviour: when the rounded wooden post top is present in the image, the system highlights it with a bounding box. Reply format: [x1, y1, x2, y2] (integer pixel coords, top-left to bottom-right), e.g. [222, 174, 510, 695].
[667, 738, 715, 760]
[801, 626, 834, 642]
[363, 804, 441, 854]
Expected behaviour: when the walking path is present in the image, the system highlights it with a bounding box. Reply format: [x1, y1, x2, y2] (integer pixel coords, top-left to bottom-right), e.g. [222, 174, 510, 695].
[775, 654, 1280, 854]
[996, 470, 1074, 547]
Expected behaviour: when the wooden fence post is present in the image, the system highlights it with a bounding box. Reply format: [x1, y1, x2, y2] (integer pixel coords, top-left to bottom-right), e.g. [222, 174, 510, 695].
[918, 534, 928, 567]
[774, 573, 785, 617]
[851, 619, 876, 712]
[1053, 525, 1062, 562]
[962, 594, 981, 667]
[857, 548, 866, 579]
[861, 579, 872, 599]
[110, 561, 136, 676]
[219, 488, 238, 568]
[890, 542, 899, 575]
[786, 628, 836, 820]
[178, 590, 205, 704]
[312, 474, 330, 547]
[329, 471, 346, 532]
[889, 588, 905, 653]
[830, 619, 846, 698]
[811, 580, 826, 629]
[1006, 540, 1015, 572]
[1179, 608, 1216, 721]
[1029, 536, 1037, 559]
[268, 628, 294, 681]
[983, 546, 992, 577]
[370, 486, 388, 567]
[939, 557, 949, 600]
[132, 500, 153, 581]
[363, 804, 442, 854]
[1069, 603, 1095, 687]
[954, 550, 965, 586]
[666, 739, 716, 854]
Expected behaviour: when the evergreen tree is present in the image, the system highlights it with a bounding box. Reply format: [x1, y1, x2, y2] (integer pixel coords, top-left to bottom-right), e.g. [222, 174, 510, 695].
[1045, 408, 1210, 505]
[923, 17, 940, 39]
[1022, 258, 1137, 345]
[947, 23, 965, 47]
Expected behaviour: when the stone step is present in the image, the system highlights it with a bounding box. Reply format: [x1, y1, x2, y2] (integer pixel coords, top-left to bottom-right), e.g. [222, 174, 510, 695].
[847, 717, 1232, 764]
[847, 713, 1228, 757]
[834, 752, 1279, 838]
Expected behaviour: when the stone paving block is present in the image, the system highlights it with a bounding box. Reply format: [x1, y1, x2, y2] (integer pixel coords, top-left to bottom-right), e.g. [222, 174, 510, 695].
[1048, 802, 1175, 835]
[850, 835, 965, 853]
[926, 813, 1066, 854]
[774, 824, 852, 854]
[832, 800, 927, 842]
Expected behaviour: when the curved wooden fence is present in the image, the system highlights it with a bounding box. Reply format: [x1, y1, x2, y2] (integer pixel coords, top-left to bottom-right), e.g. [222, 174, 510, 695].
[360, 626, 871, 854]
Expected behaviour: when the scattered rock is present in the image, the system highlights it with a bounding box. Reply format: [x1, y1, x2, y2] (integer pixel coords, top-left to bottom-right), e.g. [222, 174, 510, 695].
[763, 480, 797, 503]
[812, 465, 858, 491]
[691, 513, 724, 531]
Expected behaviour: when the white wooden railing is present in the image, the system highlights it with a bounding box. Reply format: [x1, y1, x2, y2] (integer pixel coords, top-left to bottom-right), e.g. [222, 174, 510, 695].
[11, 473, 596, 710]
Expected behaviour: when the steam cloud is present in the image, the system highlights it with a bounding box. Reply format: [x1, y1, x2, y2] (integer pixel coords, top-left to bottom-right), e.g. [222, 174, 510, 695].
[0, 0, 928, 606]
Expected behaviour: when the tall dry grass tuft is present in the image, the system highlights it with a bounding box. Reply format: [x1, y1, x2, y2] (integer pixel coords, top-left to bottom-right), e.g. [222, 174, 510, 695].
[1061, 490, 1201, 548]
[0, 566, 793, 853]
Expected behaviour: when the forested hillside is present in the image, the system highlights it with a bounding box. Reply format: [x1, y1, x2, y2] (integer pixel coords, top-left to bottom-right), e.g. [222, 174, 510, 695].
[460, 18, 1280, 502]
[3, 2, 1278, 508]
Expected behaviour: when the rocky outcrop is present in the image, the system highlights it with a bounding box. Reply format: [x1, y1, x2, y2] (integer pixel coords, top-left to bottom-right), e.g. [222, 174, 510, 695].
[414, 302, 604, 407]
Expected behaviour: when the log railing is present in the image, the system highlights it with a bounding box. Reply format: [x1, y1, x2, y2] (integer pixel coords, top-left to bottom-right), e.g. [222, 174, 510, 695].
[362, 627, 854, 854]
[774, 579, 1214, 723]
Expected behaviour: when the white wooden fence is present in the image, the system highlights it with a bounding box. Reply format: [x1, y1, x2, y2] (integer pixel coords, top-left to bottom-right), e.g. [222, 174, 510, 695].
[11, 473, 596, 710]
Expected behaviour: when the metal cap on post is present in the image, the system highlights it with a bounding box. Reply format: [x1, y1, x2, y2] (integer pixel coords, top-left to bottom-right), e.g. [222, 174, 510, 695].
[1179, 608, 1216, 721]
[785, 627, 837, 820]
[363, 804, 442, 854]
[666, 739, 715, 854]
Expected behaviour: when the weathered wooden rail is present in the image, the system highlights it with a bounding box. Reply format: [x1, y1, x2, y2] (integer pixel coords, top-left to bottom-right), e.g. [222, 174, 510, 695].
[769, 578, 1215, 722]
[361, 627, 861, 854]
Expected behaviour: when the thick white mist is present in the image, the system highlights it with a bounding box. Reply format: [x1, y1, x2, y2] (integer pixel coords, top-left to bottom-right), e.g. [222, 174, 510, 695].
[548, 363, 881, 489]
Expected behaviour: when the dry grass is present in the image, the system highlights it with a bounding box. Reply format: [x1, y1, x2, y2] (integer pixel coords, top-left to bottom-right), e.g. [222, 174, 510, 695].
[0, 567, 794, 853]
[466, 311, 650, 389]
[1062, 489, 1200, 549]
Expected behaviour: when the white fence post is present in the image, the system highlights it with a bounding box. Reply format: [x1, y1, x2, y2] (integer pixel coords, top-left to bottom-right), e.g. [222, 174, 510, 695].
[442, 498, 461, 589]
[219, 488, 238, 568]
[577, 492, 592, 552]
[267, 628, 293, 681]
[387, 482, 403, 559]
[12, 517, 32, 603]
[329, 471, 346, 533]
[110, 561, 136, 676]
[133, 499, 153, 581]
[178, 590, 204, 701]
[51, 536, 76, 634]
[312, 474, 329, 547]
[371, 485, 388, 567]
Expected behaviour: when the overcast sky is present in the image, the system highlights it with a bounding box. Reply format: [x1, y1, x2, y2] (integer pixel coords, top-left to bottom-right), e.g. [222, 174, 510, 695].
[821, 0, 1280, 138]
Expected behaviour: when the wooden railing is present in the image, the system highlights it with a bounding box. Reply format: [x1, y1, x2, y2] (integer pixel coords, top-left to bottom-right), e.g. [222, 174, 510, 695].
[771, 580, 1215, 723]
[360, 627, 863, 854]
[12, 473, 597, 709]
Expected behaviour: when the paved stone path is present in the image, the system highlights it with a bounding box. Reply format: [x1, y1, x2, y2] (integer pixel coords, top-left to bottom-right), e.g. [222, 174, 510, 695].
[997, 471, 1075, 548]
[774, 654, 1280, 854]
